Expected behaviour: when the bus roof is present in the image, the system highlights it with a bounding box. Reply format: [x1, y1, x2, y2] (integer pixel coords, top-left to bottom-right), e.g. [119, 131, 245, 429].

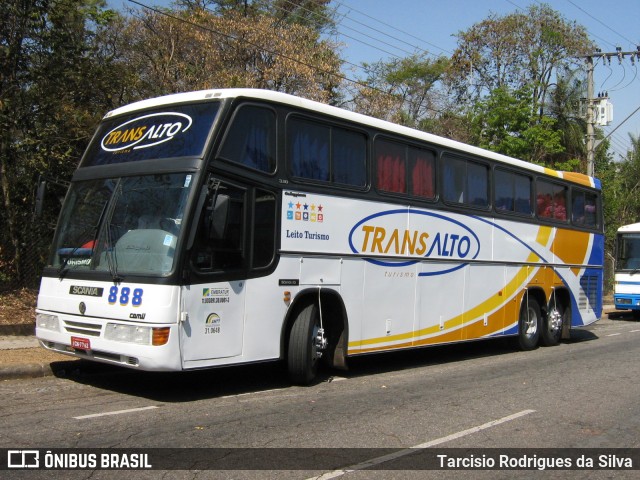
[617, 223, 640, 233]
[104, 88, 598, 189]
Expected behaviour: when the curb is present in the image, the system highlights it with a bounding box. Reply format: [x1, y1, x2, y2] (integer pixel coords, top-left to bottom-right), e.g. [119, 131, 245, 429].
[0, 360, 85, 381]
[0, 363, 54, 380]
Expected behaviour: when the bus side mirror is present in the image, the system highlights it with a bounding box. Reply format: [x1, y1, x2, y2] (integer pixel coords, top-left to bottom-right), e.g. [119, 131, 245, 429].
[35, 179, 47, 217]
[207, 194, 229, 241]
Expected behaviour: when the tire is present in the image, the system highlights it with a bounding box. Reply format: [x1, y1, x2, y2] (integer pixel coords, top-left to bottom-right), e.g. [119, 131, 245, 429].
[541, 297, 567, 346]
[287, 304, 321, 385]
[517, 295, 541, 350]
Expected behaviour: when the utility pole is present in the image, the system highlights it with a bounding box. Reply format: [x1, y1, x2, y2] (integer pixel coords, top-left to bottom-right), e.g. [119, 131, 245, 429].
[586, 55, 595, 177]
[581, 47, 640, 176]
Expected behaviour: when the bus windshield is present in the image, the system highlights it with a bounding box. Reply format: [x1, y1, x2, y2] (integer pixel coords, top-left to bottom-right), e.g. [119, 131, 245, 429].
[50, 173, 194, 277]
[616, 233, 640, 272]
[81, 102, 220, 167]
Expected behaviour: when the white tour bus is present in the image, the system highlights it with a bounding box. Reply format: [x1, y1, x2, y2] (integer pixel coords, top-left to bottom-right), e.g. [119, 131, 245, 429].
[36, 89, 604, 384]
[614, 222, 640, 313]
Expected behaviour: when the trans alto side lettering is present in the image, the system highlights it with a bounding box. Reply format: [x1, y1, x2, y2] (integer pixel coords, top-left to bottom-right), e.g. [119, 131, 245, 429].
[360, 226, 471, 258]
[349, 210, 481, 268]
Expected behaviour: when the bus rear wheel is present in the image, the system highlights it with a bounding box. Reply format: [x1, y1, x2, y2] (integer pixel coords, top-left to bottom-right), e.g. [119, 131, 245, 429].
[541, 297, 566, 346]
[517, 296, 541, 350]
[287, 303, 324, 385]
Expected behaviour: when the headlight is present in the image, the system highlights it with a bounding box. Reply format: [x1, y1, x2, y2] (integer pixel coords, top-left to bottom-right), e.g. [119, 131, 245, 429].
[36, 313, 60, 332]
[104, 324, 170, 346]
[105, 323, 152, 345]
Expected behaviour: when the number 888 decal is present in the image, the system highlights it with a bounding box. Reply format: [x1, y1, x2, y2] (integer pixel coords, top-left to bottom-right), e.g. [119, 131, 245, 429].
[108, 286, 143, 306]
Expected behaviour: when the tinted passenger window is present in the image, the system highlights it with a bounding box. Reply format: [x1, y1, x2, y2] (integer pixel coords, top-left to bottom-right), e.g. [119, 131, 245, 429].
[442, 155, 488, 207]
[376, 139, 406, 193]
[376, 138, 435, 199]
[537, 180, 567, 221]
[332, 128, 366, 186]
[572, 189, 598, 228]
[218, 106, 276, 173]
[495, 169, 532, 214]
[290, 119, 330, 181]
[192, 181, 246, 272]
[289, 117, 366, 187]
[253, 189, 276, 268]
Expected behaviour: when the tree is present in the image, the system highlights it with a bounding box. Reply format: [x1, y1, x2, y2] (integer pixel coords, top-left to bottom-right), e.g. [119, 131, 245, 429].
[449, 4, 596, 169]
[349, 54, 450, 129]
[0, 0, 125, 287]
[470, 85, 564, 165]
[543, 68, 587, 171]
[610, 134, 640, 226]
[178, 0, 336, 32]
[119, 2, 342, 102]
[449, 3, 594, 110]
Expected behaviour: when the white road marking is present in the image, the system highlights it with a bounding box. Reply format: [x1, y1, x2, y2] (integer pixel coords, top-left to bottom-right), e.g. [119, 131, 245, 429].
[606, 333, 622, 337]
[73, 405, 159, 420]
[221, 388, 286, 399]
[308, 409, 536, 479]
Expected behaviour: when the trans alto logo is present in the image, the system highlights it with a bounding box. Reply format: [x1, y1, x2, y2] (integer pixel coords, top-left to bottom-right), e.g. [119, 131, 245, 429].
[348, 209, 480, 274]
[101, 112, 193, 152]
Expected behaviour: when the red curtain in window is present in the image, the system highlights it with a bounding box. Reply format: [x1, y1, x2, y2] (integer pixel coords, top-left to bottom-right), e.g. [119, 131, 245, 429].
[412, 156, 434, 198]
[377, 154, 405, 193]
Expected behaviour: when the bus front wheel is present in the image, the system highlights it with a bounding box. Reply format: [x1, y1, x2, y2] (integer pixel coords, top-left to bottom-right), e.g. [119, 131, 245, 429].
[517, 296, 541, 350]
[287, 303, 324, 385]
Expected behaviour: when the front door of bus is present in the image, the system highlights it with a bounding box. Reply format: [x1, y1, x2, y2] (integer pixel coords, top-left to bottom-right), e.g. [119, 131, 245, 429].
[180, 281, 246, 362]
[179, 179, 249, 363]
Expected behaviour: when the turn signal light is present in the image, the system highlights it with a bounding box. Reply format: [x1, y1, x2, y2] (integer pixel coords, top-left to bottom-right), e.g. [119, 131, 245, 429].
[152, 327, 170, 346]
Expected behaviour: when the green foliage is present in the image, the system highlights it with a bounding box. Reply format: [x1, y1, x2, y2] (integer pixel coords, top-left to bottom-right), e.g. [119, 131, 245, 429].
[350, 53, 450, 129]
[470, 86, 564, 164]
[0, 0, 130, 286]
[449, 3, 594, 105]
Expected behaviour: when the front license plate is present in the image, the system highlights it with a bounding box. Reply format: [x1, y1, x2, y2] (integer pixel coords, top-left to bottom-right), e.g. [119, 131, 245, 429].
[71, 336, 91, 350]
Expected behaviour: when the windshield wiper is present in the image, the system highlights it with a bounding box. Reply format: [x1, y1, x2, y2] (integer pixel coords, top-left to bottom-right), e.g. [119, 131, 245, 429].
[103, 181, 123, 283]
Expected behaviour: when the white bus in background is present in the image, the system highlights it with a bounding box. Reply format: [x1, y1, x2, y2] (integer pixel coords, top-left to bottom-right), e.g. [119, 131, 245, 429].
[614, 222, 640, 313]
[36, 89, 604, 384]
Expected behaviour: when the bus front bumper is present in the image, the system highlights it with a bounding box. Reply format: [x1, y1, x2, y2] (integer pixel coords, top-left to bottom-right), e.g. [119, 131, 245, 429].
[613, 294, 640, 311]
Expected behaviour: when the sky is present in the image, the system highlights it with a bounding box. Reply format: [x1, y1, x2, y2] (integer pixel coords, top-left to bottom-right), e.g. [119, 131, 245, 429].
[109, 0, 640, 162]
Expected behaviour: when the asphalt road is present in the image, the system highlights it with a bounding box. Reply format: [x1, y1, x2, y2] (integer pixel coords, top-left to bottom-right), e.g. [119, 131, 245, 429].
[1, 314, 639, 479]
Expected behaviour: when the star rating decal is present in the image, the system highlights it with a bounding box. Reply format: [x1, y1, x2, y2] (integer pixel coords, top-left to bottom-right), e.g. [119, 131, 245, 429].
[286, 198, 324, 223]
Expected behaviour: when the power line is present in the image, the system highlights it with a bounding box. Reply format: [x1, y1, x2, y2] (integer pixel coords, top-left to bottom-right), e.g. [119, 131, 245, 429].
[277, 0, 418, 62]
[336, 1, 452, 56]
[125, 0, 449, 116]
[565, 0, 637, 48]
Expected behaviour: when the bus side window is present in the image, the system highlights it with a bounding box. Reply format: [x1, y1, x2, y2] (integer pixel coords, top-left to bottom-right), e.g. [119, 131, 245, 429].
[376, 138, 406, 194]
[537, 180, 567, 221]
[289, 118, 330, 181]
[192, 182, 246, 272]
[572, 190, 598, 228]
[442, 156, 465, 203]
[218, 105, 276, 173]
[252, 189, 276, 269]
[332, 128, 366, 187]
[410, 147, 435, 199]
[495, 169, 532, 214]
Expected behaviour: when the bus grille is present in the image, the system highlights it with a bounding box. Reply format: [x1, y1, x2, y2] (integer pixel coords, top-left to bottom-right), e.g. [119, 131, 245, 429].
[63, 320, 102, 337]
[579, 275, 598, 310]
